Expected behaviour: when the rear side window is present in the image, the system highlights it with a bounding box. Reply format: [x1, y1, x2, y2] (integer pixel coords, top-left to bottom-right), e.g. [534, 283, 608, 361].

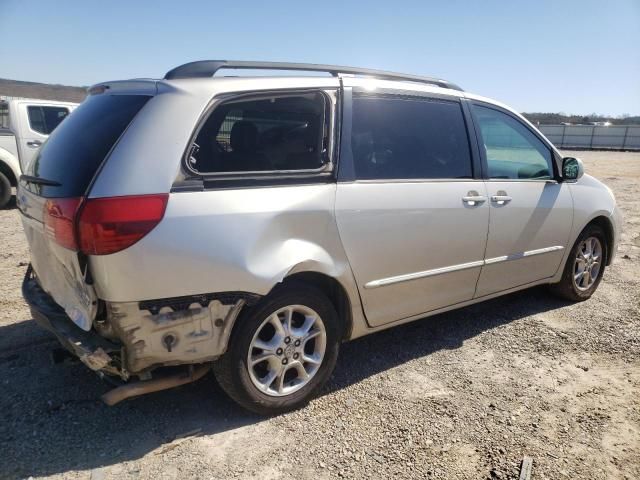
[27, 106, 70, 135]
[351, 96, 472, 180]
[24, 94, 150, 197]
[189, 92, 329, 174]
[472, 105, 553, 180]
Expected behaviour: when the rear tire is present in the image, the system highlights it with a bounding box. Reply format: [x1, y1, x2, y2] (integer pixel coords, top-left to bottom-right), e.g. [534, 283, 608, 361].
[0, 172, 11, 209]
[213, 283, 340, 415]
[549, 224, 607, 301]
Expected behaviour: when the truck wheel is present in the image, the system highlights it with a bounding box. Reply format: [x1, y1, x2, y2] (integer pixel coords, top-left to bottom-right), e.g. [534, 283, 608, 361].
[213, 283, 340, 415]
[549, 224, 607, 302]
[0, 172, 11, 209]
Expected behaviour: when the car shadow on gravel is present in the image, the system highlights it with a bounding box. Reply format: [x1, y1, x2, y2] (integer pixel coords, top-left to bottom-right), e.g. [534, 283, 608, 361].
[329, 286, 572, 392]
[0, 286, 570, 478]
[0, 321, 262, 478]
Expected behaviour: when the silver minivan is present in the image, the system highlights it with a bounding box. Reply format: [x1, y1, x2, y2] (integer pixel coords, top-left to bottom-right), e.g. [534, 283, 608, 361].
[19, 61, 621, 414]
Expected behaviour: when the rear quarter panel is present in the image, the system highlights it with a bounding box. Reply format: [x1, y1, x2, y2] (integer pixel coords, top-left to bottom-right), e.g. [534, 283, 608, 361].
[88, 184, 361, 309]
[87, 85, 204, 198]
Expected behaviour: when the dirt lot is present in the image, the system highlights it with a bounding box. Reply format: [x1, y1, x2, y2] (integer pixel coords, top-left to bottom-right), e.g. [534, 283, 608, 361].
[0, 150, 638, 480]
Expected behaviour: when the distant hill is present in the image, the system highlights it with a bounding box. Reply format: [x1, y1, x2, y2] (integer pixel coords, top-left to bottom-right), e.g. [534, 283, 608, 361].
[0, 78, 87, 103]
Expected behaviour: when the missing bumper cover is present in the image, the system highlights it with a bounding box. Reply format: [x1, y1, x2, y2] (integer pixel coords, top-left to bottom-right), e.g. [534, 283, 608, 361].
[23, 265, 260, 377]
[107, 292, 259, 373]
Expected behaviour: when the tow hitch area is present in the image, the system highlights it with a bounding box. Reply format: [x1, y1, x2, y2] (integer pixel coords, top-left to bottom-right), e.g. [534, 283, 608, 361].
[101, 364, 211, 405]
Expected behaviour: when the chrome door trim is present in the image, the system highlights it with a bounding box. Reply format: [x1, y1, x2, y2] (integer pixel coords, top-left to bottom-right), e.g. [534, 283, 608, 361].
[364, 245, 564, 289]
[363, 260, 485, 289]
[484, 179, 559, 184]
[351, 178, 486, 184]
[484, 245, 564, 265]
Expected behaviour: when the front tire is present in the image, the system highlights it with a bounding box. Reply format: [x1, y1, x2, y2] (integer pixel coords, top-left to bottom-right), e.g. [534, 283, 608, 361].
[0, 171, 11, 209]
[213, 283, 340, 415]
[549, 224, 607, 301]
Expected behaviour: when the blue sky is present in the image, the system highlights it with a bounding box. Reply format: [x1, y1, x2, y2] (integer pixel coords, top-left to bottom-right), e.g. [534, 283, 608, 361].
[1, 0, 638, 115]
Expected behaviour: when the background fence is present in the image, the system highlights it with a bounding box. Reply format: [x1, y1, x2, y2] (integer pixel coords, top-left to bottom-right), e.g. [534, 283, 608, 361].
[538, 125, 640, 150]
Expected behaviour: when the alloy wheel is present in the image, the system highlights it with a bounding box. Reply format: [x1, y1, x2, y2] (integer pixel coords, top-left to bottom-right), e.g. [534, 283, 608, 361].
[573, 236, 603, 291]
[247, 305, 327, 397]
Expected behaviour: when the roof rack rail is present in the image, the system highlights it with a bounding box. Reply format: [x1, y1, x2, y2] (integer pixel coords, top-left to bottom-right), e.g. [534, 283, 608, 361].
[163, 60, 463, 91]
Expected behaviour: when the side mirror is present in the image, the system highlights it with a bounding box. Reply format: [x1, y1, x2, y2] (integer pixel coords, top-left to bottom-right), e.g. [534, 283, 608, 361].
[562, 157, 584, 181]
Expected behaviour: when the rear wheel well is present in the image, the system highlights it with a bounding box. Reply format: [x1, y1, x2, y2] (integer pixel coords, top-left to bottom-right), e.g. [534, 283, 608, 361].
[278, 272, 353, 340]
[0, 160, 17, 187]
[585, 216, 614, 265]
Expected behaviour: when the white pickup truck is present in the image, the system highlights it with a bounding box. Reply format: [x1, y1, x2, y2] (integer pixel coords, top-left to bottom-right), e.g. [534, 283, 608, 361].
[0, 98, 78, 208]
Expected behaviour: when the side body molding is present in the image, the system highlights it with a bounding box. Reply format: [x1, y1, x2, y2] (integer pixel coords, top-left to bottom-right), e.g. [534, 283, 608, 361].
[363, 245, 565, 290]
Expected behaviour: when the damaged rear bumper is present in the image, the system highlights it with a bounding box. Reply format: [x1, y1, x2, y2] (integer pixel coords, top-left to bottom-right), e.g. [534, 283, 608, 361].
[22, 265, 260, 378]
[22, 265, 124, 378]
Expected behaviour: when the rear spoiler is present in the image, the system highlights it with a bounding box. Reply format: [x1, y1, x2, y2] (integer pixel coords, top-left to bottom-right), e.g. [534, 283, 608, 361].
[88, 80, 159, 97]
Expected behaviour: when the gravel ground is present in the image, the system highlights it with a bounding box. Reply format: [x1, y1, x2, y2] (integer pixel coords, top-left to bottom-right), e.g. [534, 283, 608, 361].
[0, 150, 638, 480]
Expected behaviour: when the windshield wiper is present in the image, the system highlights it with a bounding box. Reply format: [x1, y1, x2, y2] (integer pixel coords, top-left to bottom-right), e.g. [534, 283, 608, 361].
[20, 175, 62, 187]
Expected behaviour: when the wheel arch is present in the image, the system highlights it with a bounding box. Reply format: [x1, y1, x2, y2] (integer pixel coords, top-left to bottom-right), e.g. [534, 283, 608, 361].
[0, 157, 18, 187]
[224, 270, 355, 355]
[275, 271, 354, 341]
[585, 215, 615, 266]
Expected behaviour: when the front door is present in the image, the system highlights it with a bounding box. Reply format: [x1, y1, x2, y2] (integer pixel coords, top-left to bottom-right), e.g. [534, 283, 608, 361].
[335, 91, 490, 327]
[471, 104, 573, 297]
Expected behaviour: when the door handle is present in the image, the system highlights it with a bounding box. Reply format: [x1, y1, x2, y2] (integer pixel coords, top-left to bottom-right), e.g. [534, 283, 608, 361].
[462, 191, 486, 206]
[26, 140, 42, 148]
[491, 194, 512, 205]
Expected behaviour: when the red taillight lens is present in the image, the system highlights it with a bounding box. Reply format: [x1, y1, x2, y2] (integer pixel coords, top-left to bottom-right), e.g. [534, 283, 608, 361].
[77, 194, 168, 255]
[44, 197, 83, 250]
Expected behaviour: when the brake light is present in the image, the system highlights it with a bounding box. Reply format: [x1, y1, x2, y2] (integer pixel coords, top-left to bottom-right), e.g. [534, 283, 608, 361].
[77, 194, 169, 255]
[43, 194, 168, 254]
[44, 197, 83, 250]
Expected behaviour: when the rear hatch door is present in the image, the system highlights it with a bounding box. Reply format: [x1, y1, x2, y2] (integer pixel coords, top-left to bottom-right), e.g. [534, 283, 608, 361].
[18, 93, 151, 330]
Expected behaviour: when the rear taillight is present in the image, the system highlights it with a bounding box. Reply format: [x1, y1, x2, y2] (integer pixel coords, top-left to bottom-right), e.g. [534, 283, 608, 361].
[78, 194, 169, 255]
[44, 197, 83, 250]
[44, 194, 168, 255]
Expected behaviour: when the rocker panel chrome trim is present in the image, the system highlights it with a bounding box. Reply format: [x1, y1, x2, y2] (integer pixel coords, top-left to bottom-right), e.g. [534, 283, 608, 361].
[484, 245, 564, 265]
[364, 260, 484, 289]
[363, 246, 564, 289]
